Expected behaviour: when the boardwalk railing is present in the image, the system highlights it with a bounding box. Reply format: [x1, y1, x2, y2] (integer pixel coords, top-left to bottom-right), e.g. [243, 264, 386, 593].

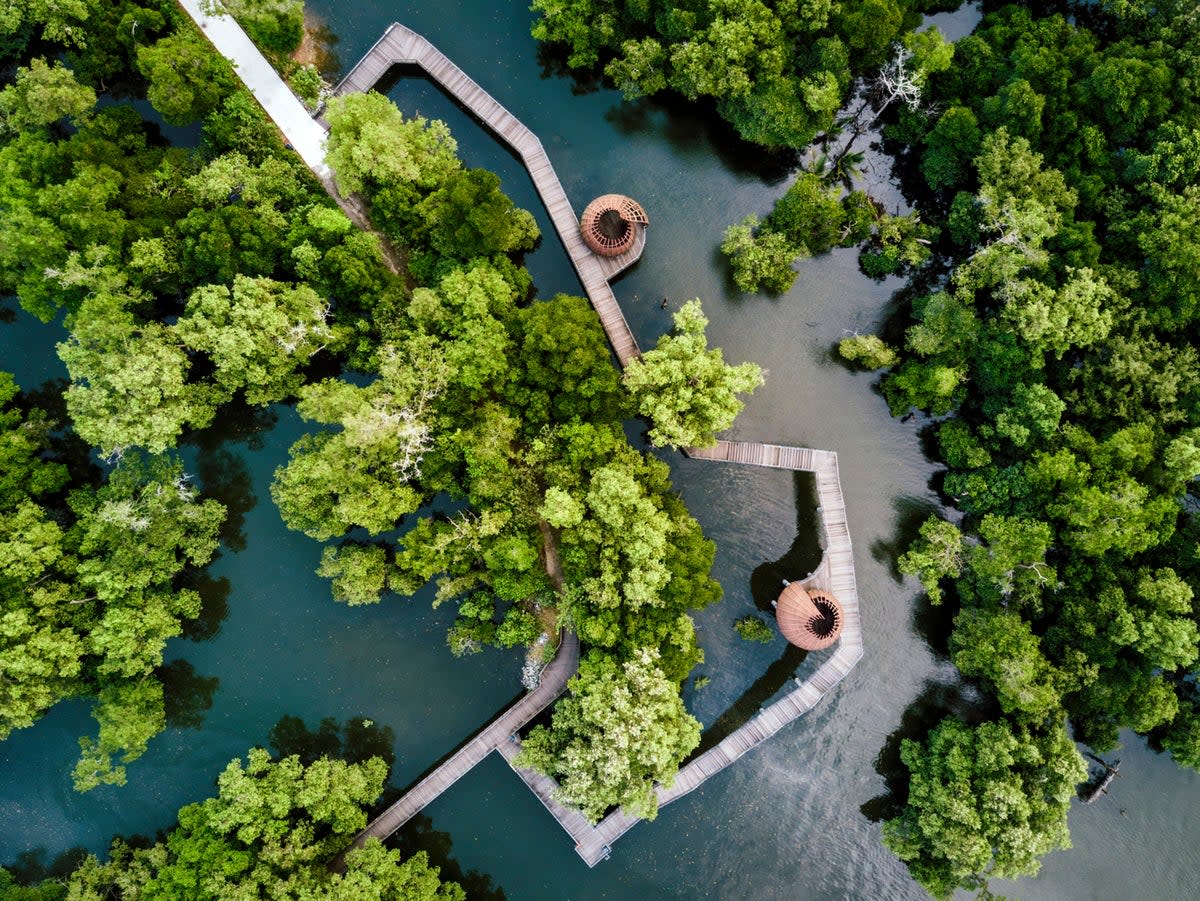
[182, 7, 865, 870]
[499, 441, 863, 865]
[329, 24, 866, 870]
[332, 22, 642, 366]
[331, 632, 580, 870]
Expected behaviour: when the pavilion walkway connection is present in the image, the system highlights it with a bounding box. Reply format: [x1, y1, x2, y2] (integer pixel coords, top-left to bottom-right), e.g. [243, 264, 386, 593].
[332, 22, 643, 366]
[178, 5, 863, 868]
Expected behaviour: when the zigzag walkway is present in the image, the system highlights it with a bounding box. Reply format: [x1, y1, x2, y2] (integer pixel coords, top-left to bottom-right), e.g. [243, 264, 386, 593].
[331, 631, 579, 871]
[179, 5, 863, 868]
[502, 442, 862, 865]
[333, 22, 642, 366]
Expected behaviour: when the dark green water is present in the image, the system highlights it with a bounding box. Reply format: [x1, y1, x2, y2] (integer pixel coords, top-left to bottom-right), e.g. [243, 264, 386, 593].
[4, 2, 1200, 898]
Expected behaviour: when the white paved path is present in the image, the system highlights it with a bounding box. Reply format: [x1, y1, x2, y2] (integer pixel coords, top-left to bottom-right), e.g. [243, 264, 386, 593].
[175, 0, 329, 176]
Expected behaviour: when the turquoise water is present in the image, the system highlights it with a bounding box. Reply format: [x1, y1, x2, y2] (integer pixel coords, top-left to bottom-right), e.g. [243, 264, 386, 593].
[4, 2, 1200, 898]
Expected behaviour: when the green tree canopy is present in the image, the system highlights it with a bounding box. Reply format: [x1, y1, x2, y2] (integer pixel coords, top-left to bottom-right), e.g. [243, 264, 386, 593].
[883, 716, 1086, 900]
[623, 300, 764, 449]
[137, 27, 237, 125]
[416, 167, 539, 261]
[0, 440, 225, 790]
[177, 275, 339, 406]
[65, 748, 464, 900]
[216, 0, 304, 56]
[324, 91, 459, 198]
[57, 293, 219, 456]
[0, 57, 94, 133]
[518, 648, 701, 823]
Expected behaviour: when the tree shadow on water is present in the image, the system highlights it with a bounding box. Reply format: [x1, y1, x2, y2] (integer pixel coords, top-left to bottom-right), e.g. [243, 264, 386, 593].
[302, 10, 341, 80]
[749, 470, 823, 613]
[158, 659, 219, 730]
[387, 814, 507, 901]
[910, 586, 960, 661]
[869, 494, 942, 583]
[695, 644, 809, 754]
[183, 397, 278, 453]
[603, 91, 797, 184]
[268, 714, 397, 773]
[18, 378, 102, 486]
[860, 680, 993, 824]
[178, 568, 231, 642]
[4, 846, 88, 885]
[535, 42, 604, 95]
[196, 447, 256, 552]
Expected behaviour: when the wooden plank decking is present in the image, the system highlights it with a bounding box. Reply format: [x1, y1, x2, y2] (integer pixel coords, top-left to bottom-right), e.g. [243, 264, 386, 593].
[324, 23, 864, 871]
[503, 441, 865, 866]
[331, 631, 579, 869]
[332, 23, 642, 366]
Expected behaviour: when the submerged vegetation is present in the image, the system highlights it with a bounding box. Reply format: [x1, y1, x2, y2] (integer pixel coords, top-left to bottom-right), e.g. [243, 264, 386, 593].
[734, 615, 774, 643]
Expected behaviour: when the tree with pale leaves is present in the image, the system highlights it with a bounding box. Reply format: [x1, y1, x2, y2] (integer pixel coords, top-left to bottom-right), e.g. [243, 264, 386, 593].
[623, 300, 764, 449]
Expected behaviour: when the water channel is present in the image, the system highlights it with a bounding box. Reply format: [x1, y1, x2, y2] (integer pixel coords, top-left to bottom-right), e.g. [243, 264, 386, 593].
[2, 2, 1199, 898]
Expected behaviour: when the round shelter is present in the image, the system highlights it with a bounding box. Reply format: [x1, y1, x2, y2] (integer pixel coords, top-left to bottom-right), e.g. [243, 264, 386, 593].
[580, 194, 649, 257]
[775, 583, 844, 651]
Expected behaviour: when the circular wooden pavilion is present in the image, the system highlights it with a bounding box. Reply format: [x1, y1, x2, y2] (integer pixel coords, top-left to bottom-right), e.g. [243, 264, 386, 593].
[775, 583, 844, 651]
[579, 194, 649, 257]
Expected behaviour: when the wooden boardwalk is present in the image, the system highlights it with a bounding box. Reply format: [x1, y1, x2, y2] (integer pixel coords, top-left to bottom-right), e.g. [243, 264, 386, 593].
[324, 25, 863, 870]
[192, 5, 865, 875]
[332, 22, 642, 366]
[494, 441, 864, 866]
[331, 631, 579, 869]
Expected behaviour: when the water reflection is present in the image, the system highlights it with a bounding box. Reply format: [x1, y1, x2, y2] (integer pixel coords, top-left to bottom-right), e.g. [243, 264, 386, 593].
[159, 659, 220, 731]
[534, 42, 604, 95]
[184, 396, 278, 453]
[388, 813, 507, 901]
[268, 714, 398, 773]
[178, 569, 231, 641]
[4, 846, 88, 886]
[688, 470, 823, 750]
[748, 470, 822, 612]
[868, 495, 941, 583]
[196, 447, 257, 552]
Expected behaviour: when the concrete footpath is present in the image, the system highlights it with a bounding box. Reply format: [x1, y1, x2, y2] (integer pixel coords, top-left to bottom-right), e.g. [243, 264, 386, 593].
[176, 0, 329, 176]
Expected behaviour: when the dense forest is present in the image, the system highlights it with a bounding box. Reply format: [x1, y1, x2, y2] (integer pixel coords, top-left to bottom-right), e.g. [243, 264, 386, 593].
[827, 2, 1200, 897]
[6, 0, 1200, 898]
[0, 0, 767, 893]
[533, 0, 1200, 898]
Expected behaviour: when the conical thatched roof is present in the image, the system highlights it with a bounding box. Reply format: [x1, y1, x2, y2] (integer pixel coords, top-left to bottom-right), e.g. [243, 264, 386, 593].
[580, 194, 649, 257]
[775, 583, 843, 650]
